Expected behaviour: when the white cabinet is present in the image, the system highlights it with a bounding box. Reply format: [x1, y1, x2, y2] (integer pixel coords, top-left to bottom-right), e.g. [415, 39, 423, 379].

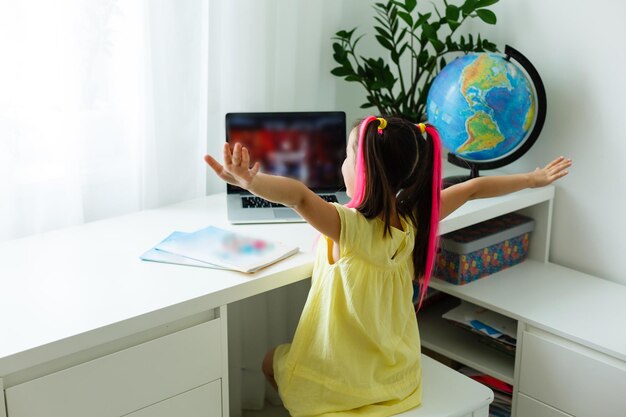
[518, 328, 626, 417]
[124, 380, 222, 417]
[418, 186, 626, 417]
[5, 316, 226, 417]
[516, 394, 572, 417]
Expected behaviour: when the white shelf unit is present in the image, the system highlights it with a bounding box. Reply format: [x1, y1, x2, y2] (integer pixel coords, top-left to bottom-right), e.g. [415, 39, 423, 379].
[418, 184, 626, 417]
[418, 186, 554, 390]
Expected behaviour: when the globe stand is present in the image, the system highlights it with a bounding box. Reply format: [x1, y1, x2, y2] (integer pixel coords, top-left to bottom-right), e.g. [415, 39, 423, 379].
[440, 45, 547, 190]
[443, 154, 480, 188]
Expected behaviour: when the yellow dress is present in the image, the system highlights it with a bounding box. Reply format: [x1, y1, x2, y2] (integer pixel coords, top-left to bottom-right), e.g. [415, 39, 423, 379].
[273, 203, 422, 417]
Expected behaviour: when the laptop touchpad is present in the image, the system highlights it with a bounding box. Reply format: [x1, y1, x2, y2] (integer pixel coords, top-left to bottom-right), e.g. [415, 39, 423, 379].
[273, 209, 301, 219]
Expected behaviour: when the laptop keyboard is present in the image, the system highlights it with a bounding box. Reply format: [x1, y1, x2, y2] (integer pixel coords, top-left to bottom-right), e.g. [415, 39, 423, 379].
[242, 194, 339, 208]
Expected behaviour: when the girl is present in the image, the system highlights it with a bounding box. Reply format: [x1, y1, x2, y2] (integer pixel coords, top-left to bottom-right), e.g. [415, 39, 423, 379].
[204, 116, 571, 417]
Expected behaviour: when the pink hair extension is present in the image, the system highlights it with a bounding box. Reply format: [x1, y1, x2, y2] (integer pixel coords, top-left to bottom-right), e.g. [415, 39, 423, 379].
[417, 124, 442, 311]
[346, 116, 377, 209]
[312, 117, 377, 251]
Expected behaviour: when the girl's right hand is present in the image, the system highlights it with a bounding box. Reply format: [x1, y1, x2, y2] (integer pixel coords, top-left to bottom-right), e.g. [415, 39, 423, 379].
[204, 143, 261, 190]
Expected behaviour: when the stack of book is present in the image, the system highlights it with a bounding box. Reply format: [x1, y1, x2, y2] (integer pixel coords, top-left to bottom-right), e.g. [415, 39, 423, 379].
[457, 366, 513, 417]
[141, 226, 299, 273]
[442, 301, 517, 356]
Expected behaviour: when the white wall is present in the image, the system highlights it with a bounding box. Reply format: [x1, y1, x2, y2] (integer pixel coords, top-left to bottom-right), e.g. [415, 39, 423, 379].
[332, 0, 626, 285]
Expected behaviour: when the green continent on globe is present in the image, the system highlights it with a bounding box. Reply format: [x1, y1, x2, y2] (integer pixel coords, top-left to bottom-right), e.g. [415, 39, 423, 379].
[523, 99, 536, 131]
[457, 111, 504, 154]
[461, 54, 512, 99]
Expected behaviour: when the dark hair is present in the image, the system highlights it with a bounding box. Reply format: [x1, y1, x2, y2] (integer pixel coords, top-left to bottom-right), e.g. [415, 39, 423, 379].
[355, 116, 439, 287]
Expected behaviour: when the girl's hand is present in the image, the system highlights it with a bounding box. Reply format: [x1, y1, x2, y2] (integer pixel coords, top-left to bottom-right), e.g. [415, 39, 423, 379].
[531, 156, 572, 187]
[204, 143, 261, 190]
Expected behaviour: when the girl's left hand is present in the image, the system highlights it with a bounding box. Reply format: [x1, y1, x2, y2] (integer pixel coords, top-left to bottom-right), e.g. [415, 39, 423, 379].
[530, 156, 572, 187]
[204, 143, 260, 190]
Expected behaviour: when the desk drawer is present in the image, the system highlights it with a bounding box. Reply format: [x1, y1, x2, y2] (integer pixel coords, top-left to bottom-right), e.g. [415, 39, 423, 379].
[125, 380, 222, 417]
[518, 329, 626, 417]
[516, 393, 572, 417]
[6, 318, 222, 417]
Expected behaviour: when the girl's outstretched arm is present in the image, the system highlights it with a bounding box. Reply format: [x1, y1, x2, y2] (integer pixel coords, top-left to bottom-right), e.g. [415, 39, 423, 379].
[204, 143, 341, 242]
[440, 156, 572, 219]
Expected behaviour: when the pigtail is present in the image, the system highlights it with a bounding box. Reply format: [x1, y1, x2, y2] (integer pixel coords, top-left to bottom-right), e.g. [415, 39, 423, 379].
[346, 116, 377, 209]
[418, 125, 442, 311]
[395, 123, 441, 311]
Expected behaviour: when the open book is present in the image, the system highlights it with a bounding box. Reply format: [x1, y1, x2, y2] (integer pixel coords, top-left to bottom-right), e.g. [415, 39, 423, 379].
[141, 226, 299, 273]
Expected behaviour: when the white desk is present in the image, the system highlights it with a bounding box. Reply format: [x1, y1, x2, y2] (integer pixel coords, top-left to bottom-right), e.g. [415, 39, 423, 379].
[0, 195, 319, 417]
[2, 188, 625, 417]
[0, 191, 494, 417]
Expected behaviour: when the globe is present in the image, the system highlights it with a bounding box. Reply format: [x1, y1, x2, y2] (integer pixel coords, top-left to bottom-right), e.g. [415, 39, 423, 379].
[426, 45, 546, 181]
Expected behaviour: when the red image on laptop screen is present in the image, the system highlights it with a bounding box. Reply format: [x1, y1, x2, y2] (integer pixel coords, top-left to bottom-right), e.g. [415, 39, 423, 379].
[225, 112, 346, 192]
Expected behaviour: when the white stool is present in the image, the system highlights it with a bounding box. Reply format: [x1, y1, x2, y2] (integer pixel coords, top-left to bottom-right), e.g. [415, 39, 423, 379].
[394, 355, 494, 417]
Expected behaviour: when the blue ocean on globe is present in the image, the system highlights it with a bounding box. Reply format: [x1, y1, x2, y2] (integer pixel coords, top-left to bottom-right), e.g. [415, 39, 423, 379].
[426, 53, 536, 162]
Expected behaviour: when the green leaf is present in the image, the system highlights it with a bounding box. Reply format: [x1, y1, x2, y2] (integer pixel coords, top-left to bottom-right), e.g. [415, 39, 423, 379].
[374, 16, 390, 30]
[374, 2, 389, 12]
[335, 27, 357, 41]
[382, 67, 395, 85]
[374, 26, 392, 39]
[430, 38, 445, 53]
[333, 53, 348, 66]
[352, 34, 365, 50]
[335, 30, 349, 39]
[439, 56, 447, 69]
[391, 18, 399, 34]
[414, 12, 432, 28]
[461, 0, 477, 15]
[476, 9, 497, 24]
[475, 0, 499, 8]
[345, 75, 361, 82]
[448, 21, 461, 31]
[391, 50, 399, 64]
[398, 42, 409, 57]
[446, 5, 460, 22]
[422, 22, 438, 40]
[375, 35, 394, 50]
[405, 0, 417, 12]
[397, 11, 413, 27]
[390, 7, 398, 26]
[417, 49, 429, 66]
[476, 34, 483, 51]
[445, 36, 459, 50]
[482, 39, 499, 51]
[331, 67, 354, 77]
[361, 102, 376, 109]
[397, 28, 407, 44]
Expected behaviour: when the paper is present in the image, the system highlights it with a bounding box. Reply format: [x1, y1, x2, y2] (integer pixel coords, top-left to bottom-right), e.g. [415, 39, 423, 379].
[141, 232, 229, 270]
[143, 226, 299, 273]
[442, 301, 518, 341]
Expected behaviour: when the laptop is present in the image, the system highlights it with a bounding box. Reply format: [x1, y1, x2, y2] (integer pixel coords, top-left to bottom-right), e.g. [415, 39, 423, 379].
[225, 111, 350, 224]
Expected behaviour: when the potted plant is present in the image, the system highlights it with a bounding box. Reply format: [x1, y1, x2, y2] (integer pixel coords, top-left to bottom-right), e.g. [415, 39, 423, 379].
[331, 0, 500, 122]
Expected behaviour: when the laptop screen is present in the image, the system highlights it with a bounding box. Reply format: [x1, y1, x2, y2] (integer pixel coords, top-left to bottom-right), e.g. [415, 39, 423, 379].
[225, 112, 347, 193]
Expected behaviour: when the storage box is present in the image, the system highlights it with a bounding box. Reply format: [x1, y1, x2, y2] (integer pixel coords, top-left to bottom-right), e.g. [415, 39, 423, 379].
[435, 212, 535, 285]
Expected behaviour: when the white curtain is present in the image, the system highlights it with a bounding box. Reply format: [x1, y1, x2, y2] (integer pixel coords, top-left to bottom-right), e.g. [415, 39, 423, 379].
[0, 0, 209, 242]
[1, 0, 347, 414]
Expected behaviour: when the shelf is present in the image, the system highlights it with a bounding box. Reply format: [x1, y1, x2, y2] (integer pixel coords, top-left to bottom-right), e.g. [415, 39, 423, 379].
[439, 186, 554, 235]
[427, 260, 626, 362]
[418, 296, 515, 385]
